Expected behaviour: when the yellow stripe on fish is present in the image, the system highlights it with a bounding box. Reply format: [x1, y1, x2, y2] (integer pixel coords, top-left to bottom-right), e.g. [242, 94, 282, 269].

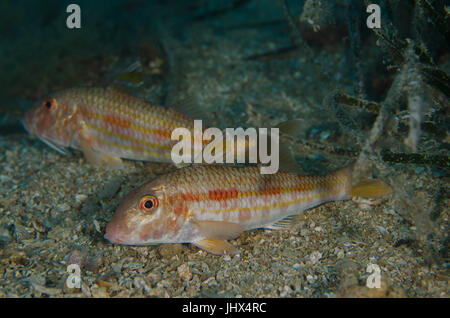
[22, 87, 195, 168]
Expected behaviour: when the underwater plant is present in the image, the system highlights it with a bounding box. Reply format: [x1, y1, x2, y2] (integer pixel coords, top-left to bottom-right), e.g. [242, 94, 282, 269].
[278, 0, 449, 267]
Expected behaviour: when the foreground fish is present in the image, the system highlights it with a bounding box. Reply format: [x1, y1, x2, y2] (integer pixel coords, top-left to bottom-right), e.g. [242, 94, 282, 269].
[22, 87, 195, 168]
[105, 164, 391, 255]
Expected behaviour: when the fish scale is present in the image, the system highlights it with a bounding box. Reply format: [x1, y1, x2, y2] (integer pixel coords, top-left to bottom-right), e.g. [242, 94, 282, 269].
[163, 165, 351, 229]
[104, 164, 392, 255]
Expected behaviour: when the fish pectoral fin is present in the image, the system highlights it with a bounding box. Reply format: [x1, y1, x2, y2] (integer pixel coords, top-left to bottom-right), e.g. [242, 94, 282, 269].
[193, 238, 239, 255]
[276, 119, 304, 136]
[81, 145, 124, 169]
[78, 128, 124, 169]
[264, 214, 301, 230]
[191, 219, 244, 240]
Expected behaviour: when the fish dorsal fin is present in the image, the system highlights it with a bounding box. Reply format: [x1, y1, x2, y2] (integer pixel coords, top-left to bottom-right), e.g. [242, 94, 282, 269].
[169, 96, 212, 125]
[274, 119, 306, 174]
[277, 138, 304, 174]
[264, 214, 301, 230]
[193, 238, 239, 255]
[191, 219, 244, 240]
[256, 126, 303, 175]
[276, 119, 304, 136]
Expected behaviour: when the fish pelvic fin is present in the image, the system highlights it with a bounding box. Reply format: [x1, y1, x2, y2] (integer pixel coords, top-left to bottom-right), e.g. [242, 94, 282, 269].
[193, 238, 239, 255]
[78, 126, 124, 169]
[191, 220, 243, 255]
[170, 96, 212, 125]
[335, 163, 391, 198]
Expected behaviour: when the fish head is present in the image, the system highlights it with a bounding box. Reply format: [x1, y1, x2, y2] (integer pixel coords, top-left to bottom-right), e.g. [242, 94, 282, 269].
[105, 179, 185, 245]
[22, 90, 79, 152]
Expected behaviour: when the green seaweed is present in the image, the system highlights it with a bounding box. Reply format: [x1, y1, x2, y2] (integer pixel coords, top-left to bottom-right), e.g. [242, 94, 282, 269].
[381, 149, 450, 168]
[429, 186, 447, 221]
[420, 65, 450, 99]
[421, 121, 448, 139]
[333, 92, 382, 114]
[417, 0, 450, 44]
[295, 139, 360, 158]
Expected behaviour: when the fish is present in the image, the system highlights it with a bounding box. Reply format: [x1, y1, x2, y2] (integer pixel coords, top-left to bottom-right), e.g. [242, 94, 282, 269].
[22, 87, 196, 168]
[104, 164, 391, 255]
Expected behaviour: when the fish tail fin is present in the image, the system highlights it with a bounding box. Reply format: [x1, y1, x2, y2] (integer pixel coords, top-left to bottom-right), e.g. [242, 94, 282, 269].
[334, 163, 391, 198]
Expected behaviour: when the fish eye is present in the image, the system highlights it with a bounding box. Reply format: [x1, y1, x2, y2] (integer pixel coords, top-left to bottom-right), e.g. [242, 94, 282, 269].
[139, 195, 159, 212]
[43, 98, 57, 110]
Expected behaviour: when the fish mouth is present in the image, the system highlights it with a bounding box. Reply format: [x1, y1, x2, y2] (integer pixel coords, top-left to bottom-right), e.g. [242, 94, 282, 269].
[104, 222, 127, 244]
[104, 225, 160, 246]
[104, 232, 124, 244]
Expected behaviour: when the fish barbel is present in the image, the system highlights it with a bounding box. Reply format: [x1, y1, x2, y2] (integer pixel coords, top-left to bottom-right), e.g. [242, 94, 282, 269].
[22, 87, 195, 168]
[105, 164, 391, 255]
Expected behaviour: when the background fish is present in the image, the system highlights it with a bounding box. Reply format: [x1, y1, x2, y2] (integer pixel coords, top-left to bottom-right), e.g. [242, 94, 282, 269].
[105, 164, 391, 255]
[22, 87, 195, 168]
